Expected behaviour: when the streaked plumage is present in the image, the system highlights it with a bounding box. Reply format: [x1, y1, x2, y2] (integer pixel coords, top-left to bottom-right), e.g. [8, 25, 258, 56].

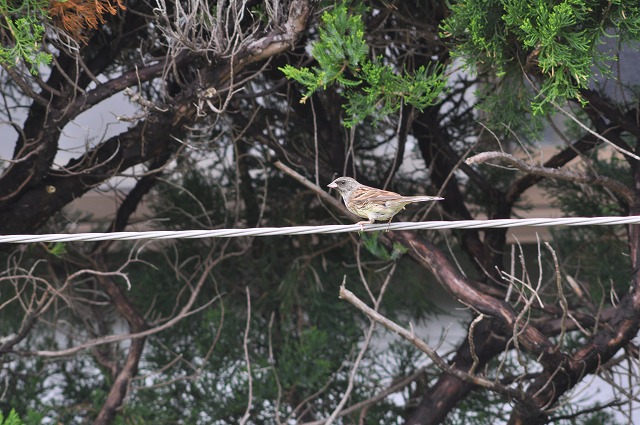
[327, 177, 444, 228]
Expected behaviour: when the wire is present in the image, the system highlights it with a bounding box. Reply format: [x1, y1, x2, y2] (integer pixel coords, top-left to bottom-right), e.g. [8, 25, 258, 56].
[3, 216, 640, 244]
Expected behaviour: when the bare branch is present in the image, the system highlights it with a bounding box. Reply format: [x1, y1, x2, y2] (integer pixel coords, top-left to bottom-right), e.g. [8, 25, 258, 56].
[14, 257, 220, 358]
[300, 368, 428, 425]
[326, 262, 397, 424]
[466, 151, 634, 205]
[239, 287, 254, 425]
[339, 283, 532, 403]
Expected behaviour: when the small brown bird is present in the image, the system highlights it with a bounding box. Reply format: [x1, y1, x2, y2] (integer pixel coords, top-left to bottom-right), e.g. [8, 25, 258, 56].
[328, 177, 444, 228]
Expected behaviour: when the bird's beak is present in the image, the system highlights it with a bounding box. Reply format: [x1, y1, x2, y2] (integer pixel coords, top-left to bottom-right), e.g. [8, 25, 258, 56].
[327, 182, 337, 188]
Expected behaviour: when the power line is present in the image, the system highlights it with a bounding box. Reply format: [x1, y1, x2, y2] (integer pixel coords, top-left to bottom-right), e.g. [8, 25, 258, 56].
[3, 216, 640, 244]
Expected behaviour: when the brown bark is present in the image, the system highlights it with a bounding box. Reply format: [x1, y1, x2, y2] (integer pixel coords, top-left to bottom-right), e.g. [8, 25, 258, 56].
[405, 320, 508, 425]
[413, 102, 521, 290]
[390, 232, 563, 366]
[91, 271, 148, 425]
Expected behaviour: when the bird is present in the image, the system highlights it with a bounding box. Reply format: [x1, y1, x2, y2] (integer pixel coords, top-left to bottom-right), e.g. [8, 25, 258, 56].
[327, 177, 444, 229]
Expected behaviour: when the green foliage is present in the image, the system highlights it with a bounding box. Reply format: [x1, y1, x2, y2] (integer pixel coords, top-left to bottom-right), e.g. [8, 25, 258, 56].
[45, 242, 67, 257]
[277, 327, 335, 389]
[280, 3, 367, 101]
[0, 409, 23, 425]
[362, 231, 408, 261]
[0, 0, 52, 74]
[280, 3, 446, 127]
[442, 0, 640, 125]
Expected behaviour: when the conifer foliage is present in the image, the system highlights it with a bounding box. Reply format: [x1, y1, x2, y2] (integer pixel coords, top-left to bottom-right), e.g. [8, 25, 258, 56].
[48, 0, 126, 44]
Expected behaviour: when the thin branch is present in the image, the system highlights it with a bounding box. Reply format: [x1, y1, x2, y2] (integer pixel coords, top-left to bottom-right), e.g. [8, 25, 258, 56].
[466, 151, 634, 205]
[15, 258, 220, 357]
[274, 160, 346, 213]
[338, 283, 532, 403]
[467, 314, 484, 374]
[2, 66, 49, 106]
[300, 367, 427, 425]
[548, 399, 629, 422]
[326, 263, 398, 424]
[239, 287, 254, 425]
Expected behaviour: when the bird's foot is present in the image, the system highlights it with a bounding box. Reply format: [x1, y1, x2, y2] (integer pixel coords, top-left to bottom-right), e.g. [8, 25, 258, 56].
[356, 220, 374, 230]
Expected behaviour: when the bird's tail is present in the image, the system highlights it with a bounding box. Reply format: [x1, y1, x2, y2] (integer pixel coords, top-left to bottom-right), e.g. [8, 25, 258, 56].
[406, 196, 444, 203]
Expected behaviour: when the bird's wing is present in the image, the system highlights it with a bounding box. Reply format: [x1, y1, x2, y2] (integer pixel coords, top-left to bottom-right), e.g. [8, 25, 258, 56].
[368, 195, 405, 202]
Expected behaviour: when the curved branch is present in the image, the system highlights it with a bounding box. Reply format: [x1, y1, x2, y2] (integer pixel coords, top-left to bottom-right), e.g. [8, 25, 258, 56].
[2, 66, 49, 106]
[390, 231, 566, 370]
[0, 115, 179, 234]
[339, 284, 531, 403]
[405, 318, 508, 425]
[14, 257, 220, 358]
[65, 58, 178, 118]
[466, 151, 635, 205]
[415, 109, 507, 278]
[92, 267, 148, 425]
[505, 132, 602, 203]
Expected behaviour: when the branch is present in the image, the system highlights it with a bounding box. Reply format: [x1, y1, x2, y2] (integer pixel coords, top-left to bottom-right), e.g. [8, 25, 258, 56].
[300, 368, 427, 425]
[389, 232, 566, 368]
[93, 153, 174, 256]
[240, 0, 312, 64]
[94, 338, 145, 425]
[505, 132, 602, 204]
[326, 263, 397, 424]
[2, 65, 49, 106]
[548, 399, 629, 422]
[65, 58, 175, 118]
[466, 151, 634, 205]
[274, 161, 342, 209]
[14, 257, 220, 358]
[239, 288, 254, 425]
[581, 89, 640, 139]
[0, 102, 183, 234]
[339, 283, 532, 403]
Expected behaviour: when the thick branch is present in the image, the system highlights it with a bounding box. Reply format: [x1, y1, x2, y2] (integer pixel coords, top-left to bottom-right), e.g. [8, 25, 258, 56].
[390, 231, 565, 369]
[91, 269, 148, 425]
[414, 108, 508, 278]
[94, 303, 146, 425]
[0, 116, 179, 234]
[405, 319, 508, 425]
[241, 0, 311, 64]
[94, 337, 145, 425]
[66, 59, 175, 119]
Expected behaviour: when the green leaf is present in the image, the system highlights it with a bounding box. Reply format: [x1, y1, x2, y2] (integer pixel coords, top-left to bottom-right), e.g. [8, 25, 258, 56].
[46, 242, 67, 257]
[0, 0, 52, 74]
[280, 2, 445, 127]
[361, 231, 396, 260]
[0, 409, 25, 425]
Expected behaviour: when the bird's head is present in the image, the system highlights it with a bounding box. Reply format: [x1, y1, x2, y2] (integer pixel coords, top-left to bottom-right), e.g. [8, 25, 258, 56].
[327, 177, 359, 196]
